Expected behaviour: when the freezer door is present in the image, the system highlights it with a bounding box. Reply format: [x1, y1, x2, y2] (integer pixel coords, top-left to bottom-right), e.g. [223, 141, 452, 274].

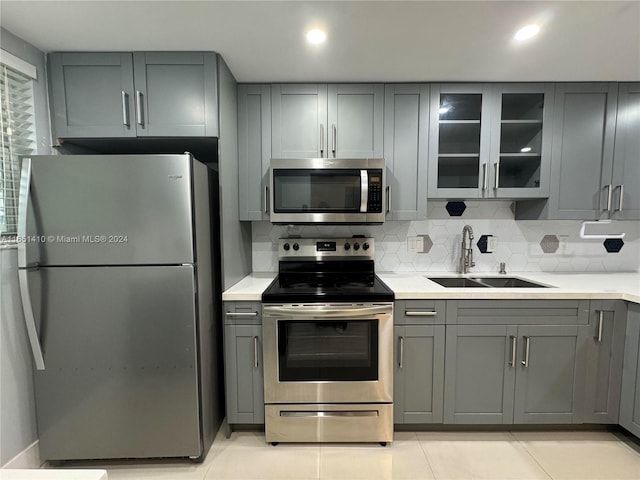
[21, 154, 196, 266]
[32, 266, 202, 460]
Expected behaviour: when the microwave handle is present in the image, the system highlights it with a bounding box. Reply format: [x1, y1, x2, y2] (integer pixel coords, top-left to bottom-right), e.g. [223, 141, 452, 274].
[360, 170, 368, 213]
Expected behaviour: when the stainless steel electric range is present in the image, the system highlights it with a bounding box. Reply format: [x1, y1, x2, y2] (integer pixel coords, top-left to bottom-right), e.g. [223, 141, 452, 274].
[261, 237, 394, 445]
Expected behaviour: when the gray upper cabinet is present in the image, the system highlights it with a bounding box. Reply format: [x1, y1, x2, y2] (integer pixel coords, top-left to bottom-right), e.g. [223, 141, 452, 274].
[611, 83, 640, 220]
[488, 84, 554, 199]
[428, 83, 553, 200]
[271, 84, 383, 158]
[48, 52, 218, 139]
[48, 53, 136, 138]
[428, 84, 491, 199]
[531, 83, 619, 220]
[384, 84, 429, 220]
[238, 85, 271, 220]
[620, 303, 640, 437]
[132, 52, 218, 137]
[584, 300, 627, 424]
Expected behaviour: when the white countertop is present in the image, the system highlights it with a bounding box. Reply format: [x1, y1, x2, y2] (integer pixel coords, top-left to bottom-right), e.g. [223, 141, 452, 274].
[223, 271, 640, 304]
[222, 273, 275, 301]
[379, 271, 640, 303]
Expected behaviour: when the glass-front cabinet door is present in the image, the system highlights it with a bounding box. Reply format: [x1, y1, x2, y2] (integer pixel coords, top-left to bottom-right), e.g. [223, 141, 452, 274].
[428, 84, 554, 199]
[489, 84, 554, 198]
[428, 85, 492, 198]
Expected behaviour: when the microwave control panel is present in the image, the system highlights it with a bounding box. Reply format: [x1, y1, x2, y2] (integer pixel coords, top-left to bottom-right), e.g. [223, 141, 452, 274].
[367, 170, 383, 213]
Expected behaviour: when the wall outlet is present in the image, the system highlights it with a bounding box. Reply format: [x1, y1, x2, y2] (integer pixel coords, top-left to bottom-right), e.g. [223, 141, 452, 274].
[407, 236, 424, 253]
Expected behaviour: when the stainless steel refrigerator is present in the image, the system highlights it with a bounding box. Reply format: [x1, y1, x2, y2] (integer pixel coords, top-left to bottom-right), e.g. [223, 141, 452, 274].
[17, 153, 222, 462]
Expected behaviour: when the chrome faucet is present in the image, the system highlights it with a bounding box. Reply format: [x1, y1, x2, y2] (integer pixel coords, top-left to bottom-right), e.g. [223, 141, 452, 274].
[460, 225, 475, 274]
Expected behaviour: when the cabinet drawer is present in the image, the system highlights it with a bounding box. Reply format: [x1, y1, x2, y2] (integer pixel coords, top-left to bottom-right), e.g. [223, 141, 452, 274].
[447, 300, 589, 325]
[395, 300, 446, 325]
[224, 301, 262, 324]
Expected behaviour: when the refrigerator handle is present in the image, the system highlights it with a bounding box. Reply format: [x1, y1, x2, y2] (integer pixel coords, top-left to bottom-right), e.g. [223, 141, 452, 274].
[17, 158, 45, 370]
[17, 158, 31, 269]
[18, 269, 45, 370]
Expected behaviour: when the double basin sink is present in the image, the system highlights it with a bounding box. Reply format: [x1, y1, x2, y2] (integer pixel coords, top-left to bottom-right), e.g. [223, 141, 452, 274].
[427, 276, 550, 288]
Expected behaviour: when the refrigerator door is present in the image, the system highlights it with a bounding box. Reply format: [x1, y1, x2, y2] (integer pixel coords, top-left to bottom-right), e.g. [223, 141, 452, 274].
[32, 265, 202, 460]
[20, 154, 195, 267]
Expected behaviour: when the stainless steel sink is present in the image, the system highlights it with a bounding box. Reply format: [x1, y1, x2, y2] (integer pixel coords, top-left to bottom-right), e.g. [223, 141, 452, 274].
[426, 276, 550, 288]
[472, 277, 550, 288]
[427, 277, 488, 288]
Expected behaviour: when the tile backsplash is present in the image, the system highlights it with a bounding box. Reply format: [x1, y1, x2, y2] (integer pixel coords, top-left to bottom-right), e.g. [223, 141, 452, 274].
[252, 201, 640, 273]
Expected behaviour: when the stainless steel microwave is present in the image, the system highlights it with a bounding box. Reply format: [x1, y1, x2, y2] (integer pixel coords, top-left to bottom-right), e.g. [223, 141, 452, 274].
[269, 158, 386, 224]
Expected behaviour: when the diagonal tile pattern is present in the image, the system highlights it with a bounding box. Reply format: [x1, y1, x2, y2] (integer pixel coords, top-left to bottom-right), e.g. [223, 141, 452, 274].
[47, 429, 640, 480]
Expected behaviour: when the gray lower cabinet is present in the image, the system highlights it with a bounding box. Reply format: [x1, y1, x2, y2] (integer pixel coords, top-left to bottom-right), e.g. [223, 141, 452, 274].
[223, 302, 264, 426]
[444, 324, 517, 424]
[444, 300, 589, 424]
[620, 303, 640, 437]
[238, 84, 271, 220]
[48, 51, 218, 139]
[584, 300, 627, 423]
[271, 83, 383, 159]
[393, 300, 446, 424]
[513, 324, 588, 424]
[384, 84, 429, 220]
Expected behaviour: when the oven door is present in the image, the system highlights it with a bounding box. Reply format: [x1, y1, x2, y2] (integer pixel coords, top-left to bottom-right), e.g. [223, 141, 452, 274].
[263, 303, 393, 404]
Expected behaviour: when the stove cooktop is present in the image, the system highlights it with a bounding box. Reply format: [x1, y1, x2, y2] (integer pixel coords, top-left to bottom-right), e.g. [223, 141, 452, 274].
[261, 274, 394, 303]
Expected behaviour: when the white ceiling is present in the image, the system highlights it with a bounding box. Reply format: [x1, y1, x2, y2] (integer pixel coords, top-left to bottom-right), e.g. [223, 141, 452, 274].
[1, 0, 639, 83]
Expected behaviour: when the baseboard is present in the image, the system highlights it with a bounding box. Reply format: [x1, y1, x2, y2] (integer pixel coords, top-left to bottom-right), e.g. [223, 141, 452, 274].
[2, 440, 41, 469]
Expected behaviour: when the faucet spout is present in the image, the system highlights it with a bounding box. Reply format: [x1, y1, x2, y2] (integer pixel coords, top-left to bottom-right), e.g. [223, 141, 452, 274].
[460, 225, 475, 274]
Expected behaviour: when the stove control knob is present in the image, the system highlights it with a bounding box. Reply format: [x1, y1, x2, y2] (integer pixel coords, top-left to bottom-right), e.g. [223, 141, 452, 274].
[283, 243, 290, 251]
[353, 242, 360, 251]
[363, 242, 370, 251]
[344, 242, 351, 251]
[292, 243, 300, 251]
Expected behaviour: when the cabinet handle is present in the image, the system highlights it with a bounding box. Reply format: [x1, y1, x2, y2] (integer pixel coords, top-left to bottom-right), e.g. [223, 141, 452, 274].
[404, 311, 437, 317]
[398, 336, 404, 369]
[509, 335, 517, 367]
[135, 90, 144, 126]
[225, 312, 259, 317]
[386, 186, 391, 214]
[614, 185, 624, 212]
[595, 310, 604, 342]
[521, 336, 530, 367]
[603, 184, 612, 212]
[121, 91, 130, 127]
[494, 162, 500, 190]
[482, 163, 488, 191]
[331, 124, 337, 157]
[264, 186, 269, 214]
[253, 336, 259, 368]
[319, 124, 324, 157]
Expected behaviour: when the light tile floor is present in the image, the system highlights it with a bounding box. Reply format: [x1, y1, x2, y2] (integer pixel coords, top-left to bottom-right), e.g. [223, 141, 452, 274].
[53, 429, 640, 480]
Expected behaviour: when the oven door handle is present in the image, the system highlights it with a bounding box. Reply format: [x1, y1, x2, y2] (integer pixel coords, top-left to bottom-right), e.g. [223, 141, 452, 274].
[263, 305, 391, 319]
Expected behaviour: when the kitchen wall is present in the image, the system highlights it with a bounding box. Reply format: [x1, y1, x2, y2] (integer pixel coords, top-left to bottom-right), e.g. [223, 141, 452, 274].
[252, 201, 640, 273]
[1, 27, 52, 468]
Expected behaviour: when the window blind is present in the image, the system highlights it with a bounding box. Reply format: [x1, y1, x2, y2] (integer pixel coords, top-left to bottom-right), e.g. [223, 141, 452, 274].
[1, 63, 36, 235]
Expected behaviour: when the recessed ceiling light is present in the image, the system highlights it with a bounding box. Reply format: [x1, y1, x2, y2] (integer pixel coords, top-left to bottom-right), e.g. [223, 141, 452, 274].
[521, 146, 532, 153]
[514, 24, 540, 41]
[306, 29, 327, 45]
